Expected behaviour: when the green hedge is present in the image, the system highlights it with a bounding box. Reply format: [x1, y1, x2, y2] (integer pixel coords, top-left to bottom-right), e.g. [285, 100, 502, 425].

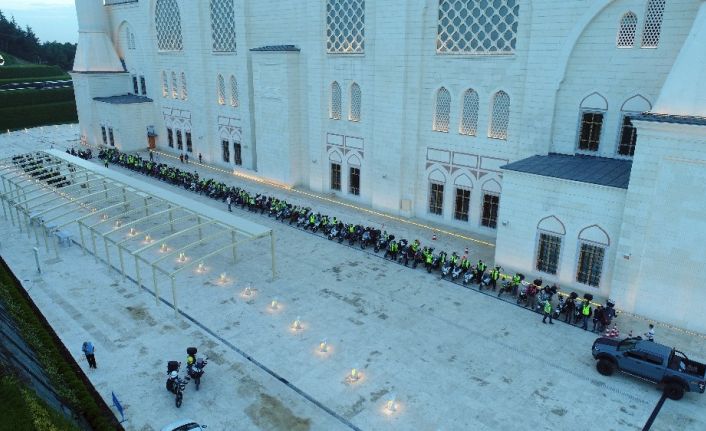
[0, 75, 70, 85]
[0, 259, 122, 431]
[0, 373, 80, 430]
[0, 87, 75, 108]
[0, 100, 77, 132]
[0, 65, 65, 80]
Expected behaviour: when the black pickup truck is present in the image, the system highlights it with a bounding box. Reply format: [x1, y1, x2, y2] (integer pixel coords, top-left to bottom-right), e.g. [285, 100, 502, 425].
[592, 337, 706, 400]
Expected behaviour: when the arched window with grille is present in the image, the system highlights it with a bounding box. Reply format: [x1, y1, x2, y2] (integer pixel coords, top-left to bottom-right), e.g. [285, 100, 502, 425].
[155, 0, 183, 51]
[330, 81, 341, 120]
[489, 90, 510, 140]
[641, 0, 666, 48]
[617, 12, 638, 48]
[161, 71, 168, 97]
[349, 82, 361, 122]
[459, 89, 479, 136]
[180, 72, 187, 100]
[210, 0, 237, 52]
[230, 75, 239, 107]
[433, 87, 451, 132]
[217, 74, 225, 105]
[171, 72, 178, 99]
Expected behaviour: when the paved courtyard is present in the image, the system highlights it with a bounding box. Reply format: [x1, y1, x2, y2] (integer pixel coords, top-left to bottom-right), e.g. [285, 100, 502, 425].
[0, 126, 705, 431]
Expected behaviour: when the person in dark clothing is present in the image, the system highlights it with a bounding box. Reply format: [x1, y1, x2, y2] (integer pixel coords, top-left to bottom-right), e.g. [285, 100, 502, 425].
[82, 341, 97, 369]
[592, 305, 604, 332]
[198, 153, 203, 164]
[179, 154, 184, 163]
[149, 151, 154, 162]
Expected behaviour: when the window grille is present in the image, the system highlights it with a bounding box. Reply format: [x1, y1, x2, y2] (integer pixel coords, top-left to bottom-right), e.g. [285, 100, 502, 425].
[140, 76, 147, 95]
[576, 242, 605, 287]
[578, 111, 604, 152]
[330, 81, 341, 120]
[489, 90, 510, 139]
[326, 0, 365, 53]
[167, 128, 174, 148]
[217, 75, 226, 105]
[230, 75, 239, 107]
[454, 188, 471, 221]
[437, 0, 520, 55]
[101, 126, 107, 146]
[171, 72, 178, 99]
[481, 193, 499, 228]
[176, 130, 183, 150]
[210, 0, 237, 52]
[433, 87, 451, 132]
[459, 89, 479, 135]
[429, 182, 444, 215]
[155, 0, 183, 51]
[349, 83, 361, 122]
[108, 128, 115, 147]
[180, 72, 187, 100]
[349, 167, 360, 195]
[130, 32, 136, 50]
[618, 115, 638, 157]
[185, 131, 192, 153]
[331, 163, 342, 191]
[641, 0, 665, 48]
[132, 75, 139, 94]
[161, 71, 168, 97]
[617, 12, 637, 47]
[233, 143, 242, 165]
[536, 232, 562, 274]
[221, 139, 230, 162]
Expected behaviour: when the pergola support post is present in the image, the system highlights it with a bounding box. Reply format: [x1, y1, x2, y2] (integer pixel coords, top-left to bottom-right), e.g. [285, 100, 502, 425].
[169, 209, 174, 233]
[270, 230, 276, 280]
[231, 230, 237, 263]
[171, 276, 178, 317]
[135, 255, 142, 291]
[152, 266, 160, 306]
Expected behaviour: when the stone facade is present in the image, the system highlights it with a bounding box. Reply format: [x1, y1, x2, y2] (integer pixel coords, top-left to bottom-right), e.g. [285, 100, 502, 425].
[72, 0, 706, 331]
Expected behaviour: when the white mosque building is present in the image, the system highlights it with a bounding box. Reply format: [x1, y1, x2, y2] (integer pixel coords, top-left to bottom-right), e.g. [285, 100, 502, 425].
[71, 0, 706, 333]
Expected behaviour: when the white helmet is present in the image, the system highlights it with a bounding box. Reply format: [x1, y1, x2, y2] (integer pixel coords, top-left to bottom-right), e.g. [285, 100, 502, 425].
[170, 371, 178, 378]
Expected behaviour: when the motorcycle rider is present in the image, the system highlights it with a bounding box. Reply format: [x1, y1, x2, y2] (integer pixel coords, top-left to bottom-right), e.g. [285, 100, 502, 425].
[476, 260, 487, 285]
[511, 273, 522, 296]
[424, 248, 434, 271]
[460, 256, 471, 272]
[449, 252, 459, 268]
[386, 239, 399, 260]
[489, 266, 500, 290]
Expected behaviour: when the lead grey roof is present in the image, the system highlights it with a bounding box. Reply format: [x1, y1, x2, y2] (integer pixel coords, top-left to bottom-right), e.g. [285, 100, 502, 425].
[501, 153, 633, 189]
[93, 94, 153, 104]
[635, 112, 706, 127]
[250, 45, 300, 52]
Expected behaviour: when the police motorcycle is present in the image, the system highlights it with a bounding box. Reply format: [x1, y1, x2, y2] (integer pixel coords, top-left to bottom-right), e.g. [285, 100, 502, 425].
[374, 232, 390, 253]
[440, 257, 452, 279]
[186, 347, 209, 391]
[328, 223, 342, 240]
[360, 227, 373, 249]
[462, 266, 475, 285]
[166, 361, 188, 408]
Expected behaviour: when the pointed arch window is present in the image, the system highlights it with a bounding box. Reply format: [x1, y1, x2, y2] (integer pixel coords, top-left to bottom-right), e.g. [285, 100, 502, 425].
[161, 71, 168, 98]
[230, 75, 239, 107]
[330, 81, 341, 120]
[641, 0, 666, 48]
[170, 72, 178, 99]
[180, 72, 188, 100]
[459, 89, 479, 136]
[617, 12, 638, 48]
[217, 74, 226, 105]
[433, 87, 451, 132]
[489, 91, 510, 140]
[349, 82, 361, 122]
[155, 0, 183, 51]
[210, 0, 237, 52]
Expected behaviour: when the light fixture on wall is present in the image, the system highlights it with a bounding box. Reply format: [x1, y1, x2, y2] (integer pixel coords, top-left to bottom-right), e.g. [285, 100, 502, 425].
[501, 220, 509, 226]
[623, 253, 631, 260]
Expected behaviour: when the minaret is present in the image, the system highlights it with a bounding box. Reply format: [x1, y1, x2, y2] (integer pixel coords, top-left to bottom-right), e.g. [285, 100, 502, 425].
[73, 0, 123, 72]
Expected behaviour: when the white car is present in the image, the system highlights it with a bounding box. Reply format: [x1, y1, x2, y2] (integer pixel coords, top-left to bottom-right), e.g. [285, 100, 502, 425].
[160, 419, 207, 431]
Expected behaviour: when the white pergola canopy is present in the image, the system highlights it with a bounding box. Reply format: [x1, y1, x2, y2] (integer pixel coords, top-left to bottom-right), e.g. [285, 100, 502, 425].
[0, 150, 275, 315]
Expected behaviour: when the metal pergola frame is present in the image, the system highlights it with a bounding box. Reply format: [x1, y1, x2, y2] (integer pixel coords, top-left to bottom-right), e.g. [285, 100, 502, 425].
[0, 151, 275, 316]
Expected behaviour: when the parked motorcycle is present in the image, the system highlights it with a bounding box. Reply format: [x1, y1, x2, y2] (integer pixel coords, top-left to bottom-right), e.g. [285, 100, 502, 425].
[166, 361, 187, 408]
